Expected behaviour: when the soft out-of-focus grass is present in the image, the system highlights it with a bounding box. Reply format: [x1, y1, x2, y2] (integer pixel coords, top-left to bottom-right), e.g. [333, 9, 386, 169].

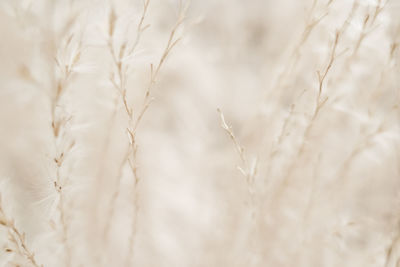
[0, 0, 399, 266]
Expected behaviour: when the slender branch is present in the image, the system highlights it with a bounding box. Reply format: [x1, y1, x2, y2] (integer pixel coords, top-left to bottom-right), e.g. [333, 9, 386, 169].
[103, 0, 151, 244]
[50, 32, 81, 267]
[351, 0, 387, 58]
[0, 194, 43, 267]
[268, 0, 332, 95]
[217, 109, 258, 198]
[272, 30, 342, 204]
[124, 4, 188, 266]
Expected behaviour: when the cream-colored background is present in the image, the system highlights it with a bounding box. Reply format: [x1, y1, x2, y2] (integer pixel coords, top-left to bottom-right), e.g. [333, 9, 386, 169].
[0, 0, 399, 266]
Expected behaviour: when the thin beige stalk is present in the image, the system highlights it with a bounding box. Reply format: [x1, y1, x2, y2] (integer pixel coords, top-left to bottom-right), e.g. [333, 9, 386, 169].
[50, 33, 81, 267]
[266, 0, 358, 163]
[267, 0, 332, 97]
[272, 30, 341, 203]
[96, 0, 187, 264]
[262, 0, 342, 184]
[217, 109, 260, 265]
[124, 4, 188, 265]
[0, 194, 43, 267]
[217, 108, 257, 199]
[351, 0, 387, 59]
[103, 0, 151, 243]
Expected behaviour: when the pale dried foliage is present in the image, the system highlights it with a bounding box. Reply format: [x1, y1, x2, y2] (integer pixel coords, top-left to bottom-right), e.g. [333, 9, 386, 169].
[0, 0, 399, 266]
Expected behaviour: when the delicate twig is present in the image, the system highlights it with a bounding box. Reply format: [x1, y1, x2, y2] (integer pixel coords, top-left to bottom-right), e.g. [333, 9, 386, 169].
[108, 0, 151, 123]
[217, 109, 258, 198]
[103, 0, 151, 244]
[50, 28, 81, 267]
[99, 1, 188, 265]
[124, 4, 188, 265]
[268, 0, 332, 95]
[0, 194, 43, 267]
[272, 30, 342, 204]
[351, 0, 387, 58]
[261, 0, 338, 175]
[266, 0, 357, 164]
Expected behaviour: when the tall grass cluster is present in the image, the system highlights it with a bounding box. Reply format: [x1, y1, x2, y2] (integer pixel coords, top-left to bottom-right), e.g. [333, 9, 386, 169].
[0, 0, 399, 266]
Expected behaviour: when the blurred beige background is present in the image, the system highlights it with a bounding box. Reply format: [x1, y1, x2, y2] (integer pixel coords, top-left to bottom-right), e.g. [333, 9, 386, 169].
[0, 0, 400, 266]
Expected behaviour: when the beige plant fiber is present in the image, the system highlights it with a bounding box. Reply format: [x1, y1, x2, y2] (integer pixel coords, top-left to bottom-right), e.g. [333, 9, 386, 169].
[0, 0, 399, 266]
